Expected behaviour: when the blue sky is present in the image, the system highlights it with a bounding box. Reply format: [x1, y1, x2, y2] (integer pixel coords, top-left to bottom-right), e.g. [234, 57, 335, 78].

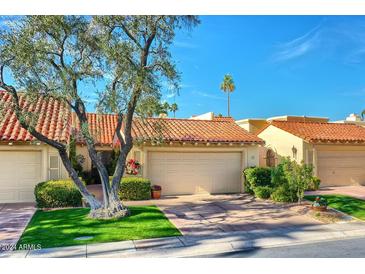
[166, 16, 365, 121]
[3, 16, 365, 121]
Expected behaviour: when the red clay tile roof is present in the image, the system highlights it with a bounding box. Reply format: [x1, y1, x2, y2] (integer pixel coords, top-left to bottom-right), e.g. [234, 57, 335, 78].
[0, 91, 263, 145]
[212, 116, 235, 122]
[0, 91, 71, 143]
[130, 117, 264, 144]
[73, 113, 118, 146]
[267, 120, 365, 144]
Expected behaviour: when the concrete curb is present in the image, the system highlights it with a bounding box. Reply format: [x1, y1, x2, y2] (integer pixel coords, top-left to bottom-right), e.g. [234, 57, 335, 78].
[2, 222, 365, 258]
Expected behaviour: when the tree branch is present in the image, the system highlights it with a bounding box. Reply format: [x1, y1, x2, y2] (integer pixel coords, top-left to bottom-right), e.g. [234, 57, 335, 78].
[145, 62, 165, 71]
[115, 113, 125, 147]
[0, 64, 5, 85]
[117, 22, 143, 50]
[0, 84, 65, 150]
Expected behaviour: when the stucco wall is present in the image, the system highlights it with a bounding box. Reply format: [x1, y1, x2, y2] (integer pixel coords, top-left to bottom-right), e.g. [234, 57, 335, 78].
[76, 145, 114, 172]
[258, 125, 305, 163]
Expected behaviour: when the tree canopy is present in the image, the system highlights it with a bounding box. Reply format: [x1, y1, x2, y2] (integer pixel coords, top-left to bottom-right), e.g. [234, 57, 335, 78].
[0, 15, 199, 218]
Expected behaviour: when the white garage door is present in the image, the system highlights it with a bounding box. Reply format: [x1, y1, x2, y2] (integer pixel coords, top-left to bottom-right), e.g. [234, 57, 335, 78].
[317, 150, 365, 186]
[148, 152, 242, 195]
[0, 151, 42, 203]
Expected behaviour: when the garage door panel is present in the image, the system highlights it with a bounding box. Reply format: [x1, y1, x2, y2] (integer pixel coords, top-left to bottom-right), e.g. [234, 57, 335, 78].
[317, 150, 365, 186]
[0, 190, 17, 201]
[19, 190, 36, 201]
[0, 151, 42, 203]
[148, 152, 242, 195]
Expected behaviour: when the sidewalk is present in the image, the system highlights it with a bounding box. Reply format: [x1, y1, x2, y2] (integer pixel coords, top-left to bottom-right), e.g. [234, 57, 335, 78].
[2, 221, 365, 258]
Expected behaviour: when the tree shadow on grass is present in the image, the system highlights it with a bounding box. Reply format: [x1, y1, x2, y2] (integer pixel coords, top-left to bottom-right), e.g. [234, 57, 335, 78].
[17, 205, 180, 249]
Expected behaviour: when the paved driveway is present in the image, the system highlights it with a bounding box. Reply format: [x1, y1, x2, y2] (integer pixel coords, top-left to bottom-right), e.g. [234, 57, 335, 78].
[306, 186, 365, 200]
[0, 203, 35, 250]
[126, 194, 321, 237]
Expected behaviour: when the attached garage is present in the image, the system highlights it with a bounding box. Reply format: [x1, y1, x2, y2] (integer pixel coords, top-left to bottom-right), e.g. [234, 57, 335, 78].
[0, 151, 42, 202]
[0, 92, 71, 203]
[317, 150, 365, 187]
[128, 116, 264, 196]
[257, 120, 365, 188]
[148, 151, 243, 195]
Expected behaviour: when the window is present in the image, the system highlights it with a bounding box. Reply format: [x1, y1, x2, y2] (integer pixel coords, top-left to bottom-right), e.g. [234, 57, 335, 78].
[266, 149, 276, 167]
[49, 155, 60, 180]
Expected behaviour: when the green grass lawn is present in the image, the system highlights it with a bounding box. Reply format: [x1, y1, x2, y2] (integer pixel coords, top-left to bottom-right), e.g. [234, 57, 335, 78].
[17, 206, 181, 249]
[305, 194, 365, 220]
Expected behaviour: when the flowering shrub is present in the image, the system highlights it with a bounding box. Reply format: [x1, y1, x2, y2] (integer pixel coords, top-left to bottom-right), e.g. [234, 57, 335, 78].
[125, 159, 141, 175]
[312, 196, 327, 207]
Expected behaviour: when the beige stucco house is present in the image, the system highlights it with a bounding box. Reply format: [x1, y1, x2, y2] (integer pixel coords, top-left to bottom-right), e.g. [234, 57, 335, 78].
[0, 93, 263, 202]
[117, 116, 263, 195]
[237, 115, 365, 187]
[0, 92, 70, 203]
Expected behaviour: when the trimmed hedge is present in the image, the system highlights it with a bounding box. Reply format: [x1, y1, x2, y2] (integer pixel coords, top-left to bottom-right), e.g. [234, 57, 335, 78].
[119, 177, 151, 201]
[270, 184, 296, 203]
[34, 180, 82, 208]
[243, 167, 272, 193]
[253, 186, 273, 199]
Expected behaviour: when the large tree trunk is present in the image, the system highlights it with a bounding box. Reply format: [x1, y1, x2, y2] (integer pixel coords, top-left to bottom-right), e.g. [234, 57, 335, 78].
[72, 98, 113, 208]
[58, 149, 102, 210]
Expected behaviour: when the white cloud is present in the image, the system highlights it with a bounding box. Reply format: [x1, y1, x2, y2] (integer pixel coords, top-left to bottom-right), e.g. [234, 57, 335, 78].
[192, 90, 226, 100]
[272, 24, 322, 62]
[271, 18, 365, 64]
[179, 83, 194, 89]
[165, 93, 176, 99]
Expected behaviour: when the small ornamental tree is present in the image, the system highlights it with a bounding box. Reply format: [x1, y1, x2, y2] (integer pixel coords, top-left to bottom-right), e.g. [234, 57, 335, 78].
[0, 16, 199, 218]
[281, 157, 314, 204]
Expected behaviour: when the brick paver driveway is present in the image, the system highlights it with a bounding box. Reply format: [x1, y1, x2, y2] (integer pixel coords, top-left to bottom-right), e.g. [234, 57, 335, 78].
[0, 203, 35, 250]
[306, 186, 365, 200]
[126, 194, 321, 237]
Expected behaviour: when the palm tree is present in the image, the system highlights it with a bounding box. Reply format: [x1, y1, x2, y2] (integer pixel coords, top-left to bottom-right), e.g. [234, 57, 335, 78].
[161, 102, 170, 115]
[170, 103, 178, 118]
[220, 74, 235, 116]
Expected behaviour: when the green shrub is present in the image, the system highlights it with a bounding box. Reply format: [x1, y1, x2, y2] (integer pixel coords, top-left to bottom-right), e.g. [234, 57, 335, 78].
[34, 180, 82, 208]
[119, 177, 151, 200]
[270, 160, 288, 187]
[243, 167, 272, 193]
[253, 186, 273, 199]
[270, 184, 297, 203]
[307, 176, 321, 191]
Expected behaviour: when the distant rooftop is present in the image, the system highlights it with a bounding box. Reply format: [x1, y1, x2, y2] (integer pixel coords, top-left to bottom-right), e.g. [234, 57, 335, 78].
[190, 111, 234, 122]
